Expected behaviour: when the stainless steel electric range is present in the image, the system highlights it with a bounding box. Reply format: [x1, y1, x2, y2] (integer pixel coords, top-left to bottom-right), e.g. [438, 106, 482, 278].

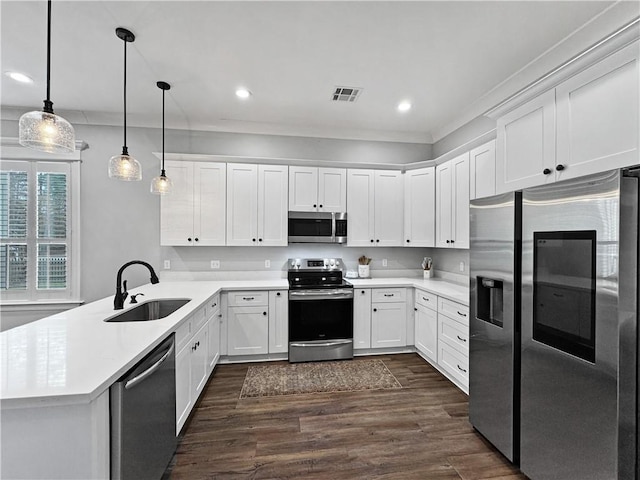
[287, 258, 354, 363]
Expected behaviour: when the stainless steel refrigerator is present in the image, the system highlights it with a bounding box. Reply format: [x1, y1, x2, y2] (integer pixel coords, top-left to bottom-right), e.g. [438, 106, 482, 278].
[470, 167, 639, 480]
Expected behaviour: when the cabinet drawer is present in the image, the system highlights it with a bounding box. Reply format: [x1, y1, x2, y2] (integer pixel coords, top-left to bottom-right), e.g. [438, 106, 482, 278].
[175, 318, 192, 351]
[227, 290, 269, 307]
[415, 289, 437, 310]
[438, 297, 469, 324]
[208, 293, 221, 317]
[372, 288, 406, 303]
[191, 304, 208, 331]
[438, 341, 469, 387]
[438, 314, 469, 355]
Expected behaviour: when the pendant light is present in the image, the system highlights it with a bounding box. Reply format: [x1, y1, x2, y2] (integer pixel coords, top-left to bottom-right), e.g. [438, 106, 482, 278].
[151, 81, 173, 195]
[108, 27, 141, 181]
[19, 0, 75, 154]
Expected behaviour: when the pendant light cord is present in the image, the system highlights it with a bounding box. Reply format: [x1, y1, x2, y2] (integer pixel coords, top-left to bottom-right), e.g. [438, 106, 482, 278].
[43, 0, 53, 113]
[122, 36, 128, 155]
[161, 87, 166, 174]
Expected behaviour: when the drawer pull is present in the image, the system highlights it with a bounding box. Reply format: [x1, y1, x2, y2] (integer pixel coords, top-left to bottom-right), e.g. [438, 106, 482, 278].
[212, 302, 217, 307]
[456, 335, 467, 343]
[457, 311, 467, 317]
[422, 296, 429, 301]
[457, 364, 467, 373]
[383, 294, 394, 297]
[242, 297, 255, 301]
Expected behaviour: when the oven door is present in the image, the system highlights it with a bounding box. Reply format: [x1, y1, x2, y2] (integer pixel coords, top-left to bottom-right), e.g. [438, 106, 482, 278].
[288, 289, 354, 362]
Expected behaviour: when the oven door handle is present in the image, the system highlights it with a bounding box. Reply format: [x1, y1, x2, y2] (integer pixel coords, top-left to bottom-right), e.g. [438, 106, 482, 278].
[289, 290, 354, 300]
[290, 340, 353, 348]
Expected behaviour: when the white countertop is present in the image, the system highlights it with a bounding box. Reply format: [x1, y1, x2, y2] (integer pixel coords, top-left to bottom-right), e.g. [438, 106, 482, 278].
[0, 276, 467, 409]
[346, 277, 469, 305]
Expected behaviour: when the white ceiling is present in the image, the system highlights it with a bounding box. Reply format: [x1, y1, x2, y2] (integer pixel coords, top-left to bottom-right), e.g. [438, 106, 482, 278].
[1, 1, 638, 144]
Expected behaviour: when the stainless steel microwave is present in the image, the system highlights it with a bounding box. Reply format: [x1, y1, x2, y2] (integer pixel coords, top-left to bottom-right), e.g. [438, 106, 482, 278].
[288, 212, 347, 243]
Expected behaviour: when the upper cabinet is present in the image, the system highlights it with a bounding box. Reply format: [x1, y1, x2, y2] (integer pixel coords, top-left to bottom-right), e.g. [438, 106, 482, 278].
[469, 140, 496, 200]
[161, 161, 226, 246]
[436, 153, 469, 249]
[226, 163, 288, 246]
[404, 167, 435, 247]
[496, 41, 639, 194]
[288, 166, 347, 212]
[347, 169, 404, 247]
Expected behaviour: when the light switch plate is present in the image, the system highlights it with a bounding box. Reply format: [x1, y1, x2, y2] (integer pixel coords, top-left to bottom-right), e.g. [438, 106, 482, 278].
[265, 260, 271, 269]
[382, 259, 388, 267]
[163, 260, 170, 270]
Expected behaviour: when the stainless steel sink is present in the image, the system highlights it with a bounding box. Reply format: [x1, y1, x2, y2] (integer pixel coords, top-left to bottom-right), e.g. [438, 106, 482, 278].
[105, 299, 191, 322]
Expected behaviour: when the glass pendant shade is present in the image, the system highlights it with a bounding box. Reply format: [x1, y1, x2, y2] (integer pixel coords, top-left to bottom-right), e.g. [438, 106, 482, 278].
[150, 172, 173, 194]
[108, 151, 142, 181]
[19, 110, 75, 154]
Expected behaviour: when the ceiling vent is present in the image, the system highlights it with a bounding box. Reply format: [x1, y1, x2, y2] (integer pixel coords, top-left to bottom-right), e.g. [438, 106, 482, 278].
[332, 87, 362, 103]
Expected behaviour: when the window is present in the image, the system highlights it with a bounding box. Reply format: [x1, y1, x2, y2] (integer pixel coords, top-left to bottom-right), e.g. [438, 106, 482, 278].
[0, 145, 80, 303]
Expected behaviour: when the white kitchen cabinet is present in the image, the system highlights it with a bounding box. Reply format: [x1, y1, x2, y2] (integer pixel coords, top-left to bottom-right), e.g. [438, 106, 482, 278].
[370, 288, 408, 349]
[555, 41, 639, 181]
[496, 41, 639, 194]
[353, 288, 372, 349]
[436, 297, 469, 392]
[414, 290, 437, 363]
[470, 140, 496, 200]
[191, 321, 209, 396]
[268, 290, 288, 354]
[226, 163, 288, 246]
[207, 294, 221, 372]
[435, 153, 469, 249]
[289, 166, 346, 212]
[161, 161, 226, 246]
[404, 167, 435, 247]
[347, 169, 404, 247]
[227, 304, 269, 356]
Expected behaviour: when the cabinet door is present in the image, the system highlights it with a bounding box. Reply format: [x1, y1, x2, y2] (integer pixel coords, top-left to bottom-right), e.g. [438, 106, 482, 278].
[556, 42, 639, 181]
[404, 167, 435, 247]
[451, 153, 470, 249]
[191, 322, 209, 397]
[227, 306, 269, 355]
[435, 162, 453, 248]
[194, 162, 226, 246]
[371, 302, 407, 348]
[161, 161, 194, 246]
[175, 343, 192, 433]
[289, 166, 318, 212]
[318, 168, 347, 212]
[353, 288, 372, 349]
[415, 303, 437, 363]
[470, 140, 496, 200]
[347, 169, 375, 246]
[374, 170, 404, 246]
[496, 90, 556, 194]
[258, 165, 288, 246]
[268, 290, 288, 354]
[207, 313, 221, 371]
[226, 164, 258, 246]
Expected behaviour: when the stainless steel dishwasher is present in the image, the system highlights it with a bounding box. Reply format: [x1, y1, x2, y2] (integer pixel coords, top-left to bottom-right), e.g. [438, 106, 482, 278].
[110, 334, 177, 480]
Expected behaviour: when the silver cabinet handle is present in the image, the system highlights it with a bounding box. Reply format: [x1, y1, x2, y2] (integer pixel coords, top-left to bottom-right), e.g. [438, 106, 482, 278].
[125, 341, 175, 390]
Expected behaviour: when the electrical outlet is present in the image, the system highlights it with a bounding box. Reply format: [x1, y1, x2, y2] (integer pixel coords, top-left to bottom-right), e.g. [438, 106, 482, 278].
[163, 260, 170, 270]
[382, 259, 388, 267]
[211, 260, 220, 269]
[265, 259, 271, 269]
[459, 261, 465, 272]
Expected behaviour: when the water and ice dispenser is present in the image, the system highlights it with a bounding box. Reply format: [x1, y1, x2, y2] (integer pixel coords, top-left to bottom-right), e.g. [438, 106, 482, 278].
[476, 277, 504, 327]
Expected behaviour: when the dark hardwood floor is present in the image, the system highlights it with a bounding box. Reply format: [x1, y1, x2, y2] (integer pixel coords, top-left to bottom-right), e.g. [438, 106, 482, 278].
[164, 353, 526, 479]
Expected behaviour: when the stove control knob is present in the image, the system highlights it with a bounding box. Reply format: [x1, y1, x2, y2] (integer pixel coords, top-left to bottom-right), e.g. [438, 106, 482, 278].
[329, 259, 335, 267]
[335, 260, 340, 266]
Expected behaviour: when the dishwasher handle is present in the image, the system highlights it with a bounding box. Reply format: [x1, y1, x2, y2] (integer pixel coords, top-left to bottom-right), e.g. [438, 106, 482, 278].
[124, 340, 175, 390]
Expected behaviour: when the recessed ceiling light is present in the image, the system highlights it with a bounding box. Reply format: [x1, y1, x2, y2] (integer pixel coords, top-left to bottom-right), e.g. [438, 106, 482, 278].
[235, 88, 252, 99]
[397, 101, 412, 112]
[6, 71, 34, 84]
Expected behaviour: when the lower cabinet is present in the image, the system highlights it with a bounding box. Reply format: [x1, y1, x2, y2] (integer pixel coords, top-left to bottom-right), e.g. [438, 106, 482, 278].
[227, 305, 269, 355]
[371, 289, 408, 348]
[353, 288, 372, 349]
[414, 289, 438, 362]
[268, 290, 288, 354]
[207, 308, 221, 372]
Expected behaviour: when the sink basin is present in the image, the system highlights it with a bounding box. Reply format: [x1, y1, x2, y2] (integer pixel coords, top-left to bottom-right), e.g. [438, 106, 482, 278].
[105, 298, 191, 322]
